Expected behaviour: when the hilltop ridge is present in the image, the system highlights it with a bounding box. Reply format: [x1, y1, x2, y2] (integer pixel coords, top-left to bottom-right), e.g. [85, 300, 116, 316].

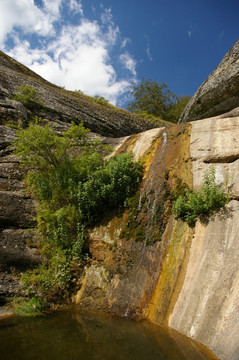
[0, 51, 162, 137]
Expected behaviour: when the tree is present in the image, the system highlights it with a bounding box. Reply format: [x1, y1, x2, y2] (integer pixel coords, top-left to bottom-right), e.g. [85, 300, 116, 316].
[127, 78, 190, 123]
[127, 78, 177, 120]
[167, 95, 191, 123]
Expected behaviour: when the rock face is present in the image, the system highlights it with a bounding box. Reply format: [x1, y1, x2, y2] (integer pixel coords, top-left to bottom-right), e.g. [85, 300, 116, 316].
[169, 201, 239, 360]
[179, 40, 239, 122]
[145, 115, 239, 360]
[0, 125, 42, 305]
[74, 113, 239, 360]
[0, 51, 157, 137]
[166, 116, 239, 360]
[1, 44, 239, 360]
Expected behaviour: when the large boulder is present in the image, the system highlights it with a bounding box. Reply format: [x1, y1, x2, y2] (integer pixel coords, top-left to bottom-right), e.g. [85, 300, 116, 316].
[179, 40, 239, 122]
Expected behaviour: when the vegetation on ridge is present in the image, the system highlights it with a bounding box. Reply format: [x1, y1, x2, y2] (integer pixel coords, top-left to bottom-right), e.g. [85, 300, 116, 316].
[127, 78, 190, 123]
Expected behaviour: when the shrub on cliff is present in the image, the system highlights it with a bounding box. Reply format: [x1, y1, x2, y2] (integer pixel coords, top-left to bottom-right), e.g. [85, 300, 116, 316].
[172, 167, 230, 226]
[14, 122, 143, 301]
[13, 85, 44, 109]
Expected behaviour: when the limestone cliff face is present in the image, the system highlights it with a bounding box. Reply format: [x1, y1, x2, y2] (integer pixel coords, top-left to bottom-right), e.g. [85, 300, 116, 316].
[146, 116, 239, 360]
[75, 114, 239, 360]
[179, 40, 239, 122]
[1, 46, 239, 360]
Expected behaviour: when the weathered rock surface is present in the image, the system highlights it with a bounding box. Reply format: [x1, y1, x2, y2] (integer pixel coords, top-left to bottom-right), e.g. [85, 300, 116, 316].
[169, 200, 239, 360]
[0, 51, 157, 137]
[75, 124, 192, 318]
[0, 229, 42, 272]
[154, 115, 239, 360]
[190, 115, 239, 198]
[75, 114, 239, 360]
[0, 125, 41, 303]
[179, 40, 239, 122]
[0, 191, 36, 228]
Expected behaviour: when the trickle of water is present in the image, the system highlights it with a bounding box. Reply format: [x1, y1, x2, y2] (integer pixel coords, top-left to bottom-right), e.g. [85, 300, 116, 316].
[138, 131, 167, 212]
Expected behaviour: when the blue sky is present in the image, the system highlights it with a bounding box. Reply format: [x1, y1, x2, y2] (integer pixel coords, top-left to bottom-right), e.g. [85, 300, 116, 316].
[0, 0, 238, 107]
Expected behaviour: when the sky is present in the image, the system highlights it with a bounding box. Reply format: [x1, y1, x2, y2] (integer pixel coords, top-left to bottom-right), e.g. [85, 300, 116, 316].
[0, 0, 238, 107]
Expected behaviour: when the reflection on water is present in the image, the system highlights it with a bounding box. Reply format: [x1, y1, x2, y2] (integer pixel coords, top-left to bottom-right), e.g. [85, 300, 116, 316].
[0, 310, 217, 360]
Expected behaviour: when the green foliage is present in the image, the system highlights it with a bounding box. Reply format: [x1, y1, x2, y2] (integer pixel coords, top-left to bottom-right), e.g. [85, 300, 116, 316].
[22, 248, 79, 300]
[127, 78, 190, 123]
[172, 168, 230, 226]
[13, 85, 44, 109]
[166, 95, 191, 123]
[13, 296, 47, 317]
[14, 122, 143, 300]
[93, 95, 110, 106]
[77, 153, 143, 225]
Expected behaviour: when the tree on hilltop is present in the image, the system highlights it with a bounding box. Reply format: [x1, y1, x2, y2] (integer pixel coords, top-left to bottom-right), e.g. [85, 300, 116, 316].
[127, 78, 190, 123]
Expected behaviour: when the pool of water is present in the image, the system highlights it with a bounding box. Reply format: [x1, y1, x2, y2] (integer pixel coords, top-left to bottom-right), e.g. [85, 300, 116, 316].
[0, 310, 217, 360]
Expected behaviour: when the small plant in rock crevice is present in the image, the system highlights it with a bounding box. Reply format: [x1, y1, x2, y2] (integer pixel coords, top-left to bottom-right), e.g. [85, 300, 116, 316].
[13, 85, 44, 110]
[172, 167, 230, 226]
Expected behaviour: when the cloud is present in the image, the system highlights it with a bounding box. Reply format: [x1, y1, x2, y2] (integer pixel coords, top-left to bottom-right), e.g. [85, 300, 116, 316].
[1, 1, 136, 105]
[120, 53, 137, 76]
[69, 0, 83, 15]
[146, 45, 152, 61]
[144, 35, 152, 61]
[188, 30, 192, 37]
[0, 0, 56, 45]
[121, 37, 131, 48]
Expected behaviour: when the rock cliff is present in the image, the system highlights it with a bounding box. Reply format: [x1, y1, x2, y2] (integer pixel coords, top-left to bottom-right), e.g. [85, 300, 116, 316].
[1, 44, 239, 360]
[75, 114, 239, 360]
[0, 51, 158, 305]
[0, 51, 157, 137]
[179, 39, 239, 122]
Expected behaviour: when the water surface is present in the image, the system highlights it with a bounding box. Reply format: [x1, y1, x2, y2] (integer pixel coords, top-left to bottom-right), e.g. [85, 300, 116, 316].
[0, 310, 217, 360]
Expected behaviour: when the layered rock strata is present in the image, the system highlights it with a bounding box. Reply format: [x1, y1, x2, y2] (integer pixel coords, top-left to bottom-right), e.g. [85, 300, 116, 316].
[0, 126, 42, 305]
[179, 40, 239, 122]
[0, 51, 156, 137]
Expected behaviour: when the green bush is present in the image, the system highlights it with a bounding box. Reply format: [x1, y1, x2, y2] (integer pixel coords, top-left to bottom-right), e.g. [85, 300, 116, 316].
[93, 95, 110, 106]
[172, 168, 230, 226]
[13, 85, 44, 109]
[14, 122, 143, 300]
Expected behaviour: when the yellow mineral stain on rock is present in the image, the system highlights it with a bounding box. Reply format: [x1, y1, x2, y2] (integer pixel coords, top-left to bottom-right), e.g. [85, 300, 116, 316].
[145, 219, 194, 324]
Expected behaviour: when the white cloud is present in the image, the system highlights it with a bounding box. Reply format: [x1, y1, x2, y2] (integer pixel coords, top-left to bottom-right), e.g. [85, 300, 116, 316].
[1, 1, 136, 105]
[0, 0, 55, 45]
[69, 0, 83, 15]
[188, 30, 192, 37]
[144, 35, 152, 61]
[121, 37, 131, 48]
[146, 45, 152, 61]
[120, 53, 137, 76]
[42, 0, 62, 18]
